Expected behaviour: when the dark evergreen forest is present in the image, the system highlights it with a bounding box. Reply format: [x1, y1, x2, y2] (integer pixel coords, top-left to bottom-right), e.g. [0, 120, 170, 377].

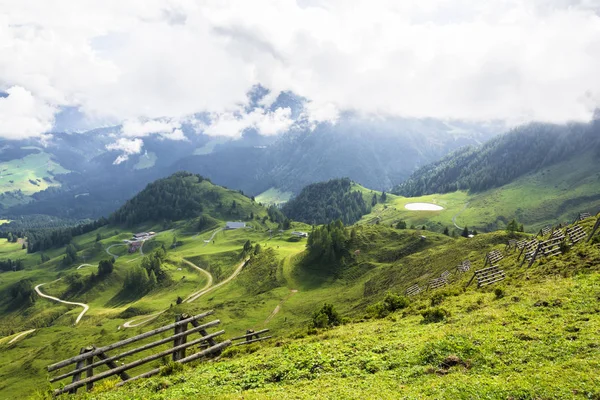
[393, 119, 600, 196]
[282, 178, 371, 225]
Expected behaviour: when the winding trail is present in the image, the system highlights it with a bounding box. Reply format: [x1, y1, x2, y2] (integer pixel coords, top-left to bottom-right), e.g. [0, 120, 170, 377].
[201, 227, 223, 246]
[122, 259, 214, 328]
[76, 263, 93, 270]
[264, 289, 298, 324]
[105, 244, 125, 259]
[181, 259, 213, 290]
[34, 279, 89, 324]
[184, 258, 248, 303]
[7, 329, 36, 344]
[452, 202, 470, 230]
[123, 311, 165, 328]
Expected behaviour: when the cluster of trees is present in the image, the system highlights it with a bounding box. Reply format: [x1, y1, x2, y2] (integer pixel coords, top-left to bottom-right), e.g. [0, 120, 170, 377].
[394, 121, 600, 196]
[62, 244, 78, 266]
[282, 178, 370, 225]
[306, 220, 352, 270]
[109, 172, 212, 226]
[267, 205, 291, 229]
[19, 217, 108, 253]
[123, 248, 168, 295]
[9, 279, 36, 306]
[63, 258, 115, 294]
[0, 259, 24, 272]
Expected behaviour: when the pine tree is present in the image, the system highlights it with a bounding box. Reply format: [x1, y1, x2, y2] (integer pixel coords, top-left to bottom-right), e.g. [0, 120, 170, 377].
[462, 226, 469, 238]
[148, 269, 157, 288]
[443, 227, 450, 236]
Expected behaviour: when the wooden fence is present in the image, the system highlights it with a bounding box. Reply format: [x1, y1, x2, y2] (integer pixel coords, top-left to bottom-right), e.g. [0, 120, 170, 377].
[466, 265, 505, 288]
[587, 217, 600, 243]
[483, 250, 503, 267]
[405, 284, 422, 296]
[456, 260, 471, 273]
[47, 311, 270, 396]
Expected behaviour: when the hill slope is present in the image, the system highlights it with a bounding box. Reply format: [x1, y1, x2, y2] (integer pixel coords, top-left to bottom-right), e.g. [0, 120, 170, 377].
[66, 218, 600, 399]
[281, 178, 375, 225]
[109, 172, 262, 227]
[394, 119, 600, 196]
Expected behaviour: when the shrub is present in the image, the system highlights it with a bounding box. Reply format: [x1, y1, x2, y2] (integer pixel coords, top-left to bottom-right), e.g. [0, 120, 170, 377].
[421, 307, 449, 324]
[430, 293, 444, 306]
[367, 292, 410, 318]
[419, 335, 478, 366]
[312, 303, 341, 328]
[494, 287, 505, 299]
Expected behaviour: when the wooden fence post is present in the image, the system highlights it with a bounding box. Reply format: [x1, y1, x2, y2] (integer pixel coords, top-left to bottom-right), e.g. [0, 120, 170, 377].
[69, 347, 93, 394]
[173, 314, 189, 361]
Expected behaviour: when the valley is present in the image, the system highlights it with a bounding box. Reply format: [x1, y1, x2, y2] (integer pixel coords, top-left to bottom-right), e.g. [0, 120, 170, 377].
[0, 174, 600, 398]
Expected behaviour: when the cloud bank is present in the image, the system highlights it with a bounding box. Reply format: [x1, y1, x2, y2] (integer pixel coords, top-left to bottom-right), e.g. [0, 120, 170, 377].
[1, 0, 599, 140]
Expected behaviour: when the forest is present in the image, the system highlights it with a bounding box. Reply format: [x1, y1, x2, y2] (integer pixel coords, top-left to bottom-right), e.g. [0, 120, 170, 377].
[282, 178, 371, 225]
[394, 119, 600, 196]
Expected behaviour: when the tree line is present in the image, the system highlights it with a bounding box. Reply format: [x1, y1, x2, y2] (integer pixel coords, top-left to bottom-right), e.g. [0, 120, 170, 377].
[282, 178, 371, 225]
[394, 120, 600, 196]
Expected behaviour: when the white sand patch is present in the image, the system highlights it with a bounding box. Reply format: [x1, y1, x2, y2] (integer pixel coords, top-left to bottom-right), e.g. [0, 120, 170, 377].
[404, 203, 444, 211]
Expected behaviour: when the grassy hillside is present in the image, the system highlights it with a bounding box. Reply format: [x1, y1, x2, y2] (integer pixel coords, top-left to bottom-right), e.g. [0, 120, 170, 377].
[361, 152, 600, 233]
[1, 170, 599, 398]
[394, 120, 600, 197]
[65, 218, 600, 399]
[0, 150, 70, 207]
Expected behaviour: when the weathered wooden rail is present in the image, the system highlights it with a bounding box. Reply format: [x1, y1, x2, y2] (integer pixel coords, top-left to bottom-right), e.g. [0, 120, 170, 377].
[505, 239, 518, 252]
[587, 216, 600, 243]
[405, 284, 422, 296]
[517, 239, 538, 264]
[428, 276, 448, 291]
[566, 225, 587, 245]
[537, 226, 552, 238]
[231, 329, 272, 345]
[483, 250, 503, 267]
[526, 233, 565, 268]
[573, 212, 591, 224]
[48, 311, 229, 396]
[456, 260, 471, 273]
[466, 265, 505, 288]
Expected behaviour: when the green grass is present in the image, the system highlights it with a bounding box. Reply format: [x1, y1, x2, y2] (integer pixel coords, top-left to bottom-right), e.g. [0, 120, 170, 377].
[256, 188, 293, 206]
[1, 181, 599, 399]
[66, 227, 600, 399]
[0, 151, 70, 206]
[360, 152, 600, 234]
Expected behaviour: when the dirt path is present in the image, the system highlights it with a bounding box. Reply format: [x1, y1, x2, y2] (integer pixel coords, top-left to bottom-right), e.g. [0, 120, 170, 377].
[184, 258, 248, 303]
[122, 259, 214, 328]
[123, 311, 165, 328]
[452, 202, 470, 230]
[201, 227, 223, 246]
[34, 279, 89, 324]
[76, 263, 93, 270]
[6, 329, 36, 344]
[105, 244, 125, 259]
[264, 289, 298, 324]
[181, 259, 213, 290]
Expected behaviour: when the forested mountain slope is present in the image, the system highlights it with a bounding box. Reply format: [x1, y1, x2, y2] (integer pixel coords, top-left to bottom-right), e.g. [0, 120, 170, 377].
[393, 118, 600, 196]
[109, 172, 262, 227]
[281, 178, 376, 225]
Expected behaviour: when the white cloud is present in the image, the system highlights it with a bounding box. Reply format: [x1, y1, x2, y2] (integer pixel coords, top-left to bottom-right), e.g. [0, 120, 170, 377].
[203, 107, 294, 138]
[105, 137, 144, 164]
[120, 118, 186, 140]
[1, 0, 600, 140]
[0, 86, 56, 139]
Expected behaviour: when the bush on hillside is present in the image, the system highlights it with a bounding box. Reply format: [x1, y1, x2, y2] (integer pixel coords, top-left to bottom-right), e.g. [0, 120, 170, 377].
[367, 292, 410, 318]
[421, 307, 450, 324]
[312, 303, 341, 328]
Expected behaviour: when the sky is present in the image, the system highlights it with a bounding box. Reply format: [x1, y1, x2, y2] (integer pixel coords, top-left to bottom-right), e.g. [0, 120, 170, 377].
[1, 0, 600, 145]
